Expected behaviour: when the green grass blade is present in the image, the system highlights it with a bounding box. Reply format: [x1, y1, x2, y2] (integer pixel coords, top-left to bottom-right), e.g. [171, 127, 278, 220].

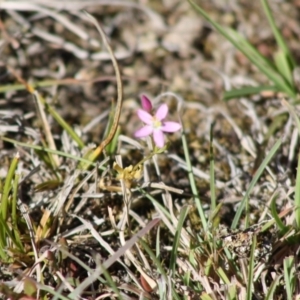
[42, 100, 85, 150]
[270, 193, 288, 233]
[274, 51, 294, 88]
[283, 256, 294, 300]
[169, 205, 189, 273]
[0, 213, 18, 252]
[141, 189, 172, 220]
[216, 267, 230, 284]
[209, 202, 223, 230]
[261, 0, 296, 69]
[32, 91, 85, 150]
[11, 172, 19, 229]
[100, 265, 122, 300]
[11, 173, 24, 252]
[282, 99, 300, 228]
[188, 0, 296, 99]
[209, 125, 216, 211]
[140, 240, 181, 300]
[295, 151, 300, 228]
[232, 138, 282, 229]
[0, 228, 8, 260]
[1, 137, 100, 168]
[106, 125, 120, 155]
[265, 275, 282, 300]
[140, 240, 167, 278]
[282, 99, 300, 134]
[246, 235, 256, 300]
[200, 294, 214, 300]
[181, 129, 207, 230]
[223, 85, 280, 101]
[1, 153, 19, 222]
[226, 285, 237, 300]
[188, 0, 274, 71]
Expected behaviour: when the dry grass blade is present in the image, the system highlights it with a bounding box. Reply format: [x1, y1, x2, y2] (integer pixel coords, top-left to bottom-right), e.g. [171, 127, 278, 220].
[68, 218, 160, 298]
[1, 1, 90, 40]
[33, 90, 60, 168]
[16, 198, 41, 297]
[82, 12, 123, 165]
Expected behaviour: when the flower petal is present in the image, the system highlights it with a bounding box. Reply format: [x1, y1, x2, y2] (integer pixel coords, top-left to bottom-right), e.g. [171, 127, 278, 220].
[137, 109, 153, 124]
[141, 95, 152, 112]
[155, 104, 168, 121]
[161, 121, 181, 132]
[134, 125, 153, 138]
[153, 129, 165, 148]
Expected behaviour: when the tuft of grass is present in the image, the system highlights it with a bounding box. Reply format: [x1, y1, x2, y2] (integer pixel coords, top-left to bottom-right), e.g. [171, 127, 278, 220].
[232, 138, 282, 229]
[188, 0, 298, 101]
[0, 153, 24, 261]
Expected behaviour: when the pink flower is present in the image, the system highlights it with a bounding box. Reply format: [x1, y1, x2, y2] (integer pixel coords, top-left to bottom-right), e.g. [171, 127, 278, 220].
[141, 95, 152, 112]
[135, 102, 181, 148]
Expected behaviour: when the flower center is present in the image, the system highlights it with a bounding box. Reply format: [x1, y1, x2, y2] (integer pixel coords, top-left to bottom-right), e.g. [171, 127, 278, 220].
[152, 117, 162, 129]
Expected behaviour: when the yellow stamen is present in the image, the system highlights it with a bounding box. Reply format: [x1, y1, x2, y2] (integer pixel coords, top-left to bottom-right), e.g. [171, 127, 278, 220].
[152, 117, 162, 128]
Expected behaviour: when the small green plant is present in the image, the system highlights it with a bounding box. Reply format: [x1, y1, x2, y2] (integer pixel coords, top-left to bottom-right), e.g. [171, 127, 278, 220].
[188, 0, 298, 102]
[0, 154, 24, 262]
